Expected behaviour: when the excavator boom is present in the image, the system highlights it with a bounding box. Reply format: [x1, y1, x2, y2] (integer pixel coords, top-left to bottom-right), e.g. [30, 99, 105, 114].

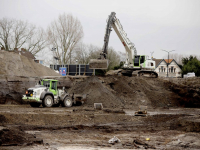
[89, 12, 116, 69]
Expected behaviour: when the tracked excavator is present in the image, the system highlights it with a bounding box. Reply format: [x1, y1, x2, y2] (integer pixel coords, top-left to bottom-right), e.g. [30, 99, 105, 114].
[89, 12, 158, 77]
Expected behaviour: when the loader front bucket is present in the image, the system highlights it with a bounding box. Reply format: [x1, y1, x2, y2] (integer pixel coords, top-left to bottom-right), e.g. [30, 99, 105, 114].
[89, 59, 109, 69]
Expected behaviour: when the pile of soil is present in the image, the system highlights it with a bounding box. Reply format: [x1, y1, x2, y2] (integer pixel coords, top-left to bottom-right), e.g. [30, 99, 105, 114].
[69, 75, 182, 108]
[0, 128, 42, 146]
[166, 77, 200, 107]
[0, 50, 60, 77]
[0, 50, 62, 104]
[68, 76, 123, 108]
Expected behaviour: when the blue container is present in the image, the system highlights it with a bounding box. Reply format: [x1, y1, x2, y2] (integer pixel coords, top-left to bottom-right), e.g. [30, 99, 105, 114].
[59, 67, 66, 76]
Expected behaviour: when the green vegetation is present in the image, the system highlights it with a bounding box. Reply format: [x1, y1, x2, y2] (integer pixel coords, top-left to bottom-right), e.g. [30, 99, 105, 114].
[113, 61, 125, 70]
[182, 55, 200, 76]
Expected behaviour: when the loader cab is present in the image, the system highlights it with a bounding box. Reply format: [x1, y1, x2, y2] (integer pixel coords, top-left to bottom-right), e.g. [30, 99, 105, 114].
[41, 79, 58, 95]
[134, 55, 146, 68]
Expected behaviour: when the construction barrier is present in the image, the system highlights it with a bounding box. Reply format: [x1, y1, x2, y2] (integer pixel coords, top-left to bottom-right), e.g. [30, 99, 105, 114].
[50, 64, 94, 76]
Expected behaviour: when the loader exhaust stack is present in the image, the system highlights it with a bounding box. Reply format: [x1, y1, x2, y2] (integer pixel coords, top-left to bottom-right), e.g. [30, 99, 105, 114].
[89, 59, 109, 69]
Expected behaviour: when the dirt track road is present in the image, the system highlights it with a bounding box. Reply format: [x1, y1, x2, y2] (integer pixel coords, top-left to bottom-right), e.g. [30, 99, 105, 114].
[0, 105, 200, 149]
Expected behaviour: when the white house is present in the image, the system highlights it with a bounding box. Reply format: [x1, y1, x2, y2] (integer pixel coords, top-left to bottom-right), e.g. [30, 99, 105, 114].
[153, 59, 182, 77]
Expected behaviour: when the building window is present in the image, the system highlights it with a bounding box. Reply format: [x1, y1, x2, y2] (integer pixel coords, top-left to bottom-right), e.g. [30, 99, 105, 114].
[174, 68, 176, 72]
[164, 68, 165, 72]
[171, 66, 174, 73]
[161, 66, 163, 72]
[159, 68, 160, 72]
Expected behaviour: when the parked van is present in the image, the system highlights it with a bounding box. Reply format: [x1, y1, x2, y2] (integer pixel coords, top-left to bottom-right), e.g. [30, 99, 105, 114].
[184, 72, 195, 78]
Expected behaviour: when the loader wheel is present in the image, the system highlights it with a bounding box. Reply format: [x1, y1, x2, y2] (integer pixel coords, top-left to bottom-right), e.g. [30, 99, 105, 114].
[62, 97, 73, 107]
[30, 102, 41, 107]
[42, 95, 53, 107]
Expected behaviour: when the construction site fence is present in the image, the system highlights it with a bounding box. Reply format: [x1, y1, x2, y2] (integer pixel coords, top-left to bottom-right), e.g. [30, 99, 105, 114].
[50, 64, 94, 76]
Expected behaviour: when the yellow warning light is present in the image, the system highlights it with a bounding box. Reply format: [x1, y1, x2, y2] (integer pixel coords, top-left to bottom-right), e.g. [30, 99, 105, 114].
[30, 94, 33, 97]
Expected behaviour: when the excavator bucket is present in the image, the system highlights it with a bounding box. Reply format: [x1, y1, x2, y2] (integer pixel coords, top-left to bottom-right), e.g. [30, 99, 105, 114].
[89, 59, 109, 69]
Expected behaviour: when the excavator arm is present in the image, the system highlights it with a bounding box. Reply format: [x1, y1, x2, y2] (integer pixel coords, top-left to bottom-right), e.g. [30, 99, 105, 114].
[100, 12, 116, 59]
[89, 12, 137, 69]
[111, 15, 137, 67]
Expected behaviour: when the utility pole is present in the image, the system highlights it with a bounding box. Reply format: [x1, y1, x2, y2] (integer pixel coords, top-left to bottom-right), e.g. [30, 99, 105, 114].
[161, 49, 175, 77]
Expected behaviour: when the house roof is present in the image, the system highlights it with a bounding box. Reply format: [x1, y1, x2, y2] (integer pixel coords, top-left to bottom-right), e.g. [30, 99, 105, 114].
[153, 58, 181, 70]
[164, 59, 173, 64]
[152, 59, 163, 67]
[13, 48, 35, 60]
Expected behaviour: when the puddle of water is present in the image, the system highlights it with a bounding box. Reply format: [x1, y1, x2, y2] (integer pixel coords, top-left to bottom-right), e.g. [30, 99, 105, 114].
[124, 110, 183, 116]
[25, 130, 41, 134]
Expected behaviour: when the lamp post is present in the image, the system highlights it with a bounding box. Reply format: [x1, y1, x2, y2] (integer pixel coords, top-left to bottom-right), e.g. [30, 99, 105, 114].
[161, 49, 175, 77]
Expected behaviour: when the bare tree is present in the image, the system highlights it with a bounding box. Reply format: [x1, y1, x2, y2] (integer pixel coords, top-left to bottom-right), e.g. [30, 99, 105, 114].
[107, 47, 120, 70]
[12, 20, 35, 49]
[26, 27, 47, 55]
[118, 51, 126, 62]
[74, 43, 101, 64]
[0, 18, 46, 55]
[47, 13, 84, 64]
[73, 42, 89, 64]
[74, 43, 120, 70]
[0, 18, 14, 50]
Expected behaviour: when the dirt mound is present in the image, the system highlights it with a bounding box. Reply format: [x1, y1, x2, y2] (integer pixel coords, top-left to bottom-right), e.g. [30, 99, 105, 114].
[68, 75, 183, 109]
[0, 50, 62, 104]
[0, 128, 42, 146]
[0, 50, 60, 77]
[164, 77, 200, 107]
[101, 76, 181, 108]
[68, 76, 123, 108]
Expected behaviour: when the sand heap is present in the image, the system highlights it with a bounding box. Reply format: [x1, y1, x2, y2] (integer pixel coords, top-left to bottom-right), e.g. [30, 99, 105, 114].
[0, 50, 60, 77]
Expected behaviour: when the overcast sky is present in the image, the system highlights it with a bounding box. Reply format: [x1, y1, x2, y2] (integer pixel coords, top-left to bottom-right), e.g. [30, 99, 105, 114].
[1, 0, 200, 59]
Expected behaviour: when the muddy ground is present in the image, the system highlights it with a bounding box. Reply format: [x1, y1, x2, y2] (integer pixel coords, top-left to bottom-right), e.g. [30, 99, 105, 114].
[0, 105, 200, 150]
[0, 76, 200, 149]
[1, 50, 200, 149]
